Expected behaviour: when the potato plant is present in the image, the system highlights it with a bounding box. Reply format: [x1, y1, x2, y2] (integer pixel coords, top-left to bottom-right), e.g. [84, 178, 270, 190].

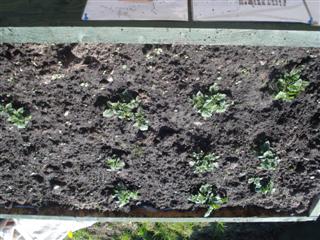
[113, 185, 139, 208]
[0, 103, 31, 129]
[192, 84, 231, 119]
[189, 184, 228, 217]
[274, 69, 309, 101]
[103, 91, 149, 131]
[248, 177, 274, 195]
[106, 155, 125, 171]
[258, 141, 279, 171]
[190, 151, 219, 174]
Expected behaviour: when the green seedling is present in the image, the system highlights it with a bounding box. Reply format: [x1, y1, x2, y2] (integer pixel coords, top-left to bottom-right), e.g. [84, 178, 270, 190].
[189, 184, 228, 217]
[146, 48, 163, 60]
[103, 98, 138, 120]
[248, 177, 274, 195]
[113, 186, 139, 208]
[133, 109, 149, 131]
[103, 92, 149, 131]
[274, 69, 309, 101]
[0, 103, 31, 128]
[106, 155, 125, 171]
[258, 141, 279, 171]
[192, 84, 231, 119]
[190, 151, 219, 174]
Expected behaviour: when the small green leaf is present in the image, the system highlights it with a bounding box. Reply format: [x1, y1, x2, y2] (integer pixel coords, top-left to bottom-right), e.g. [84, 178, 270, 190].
[103, 92, 149, 131]
[191, 151, 219, 174]
[106, 155, 125, 171]
[189, 184, 227, 217]
[113, 186, 139, 208]
[103, 109, 114, 118]
[192, 84, 231, 119]
[274, 69, 309, 101]
[0, 103, 31, 129]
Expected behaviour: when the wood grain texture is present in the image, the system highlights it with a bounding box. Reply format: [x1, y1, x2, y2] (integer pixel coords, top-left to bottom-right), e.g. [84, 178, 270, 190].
[82, 0, 188, 21]
[1, 27, 320, 47]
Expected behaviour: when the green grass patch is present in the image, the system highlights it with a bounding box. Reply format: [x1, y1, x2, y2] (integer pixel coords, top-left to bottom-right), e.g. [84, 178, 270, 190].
[117, 222, 225, 240]
[66, 229, 97, 240]
[67, 222, 226, 240]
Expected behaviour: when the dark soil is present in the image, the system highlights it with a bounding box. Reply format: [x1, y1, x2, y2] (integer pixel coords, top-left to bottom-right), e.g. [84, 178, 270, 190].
[0, 44, 319, 217]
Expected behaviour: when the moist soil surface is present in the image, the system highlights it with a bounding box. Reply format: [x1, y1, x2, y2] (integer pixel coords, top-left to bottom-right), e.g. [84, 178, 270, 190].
[0, 44, 319, 217]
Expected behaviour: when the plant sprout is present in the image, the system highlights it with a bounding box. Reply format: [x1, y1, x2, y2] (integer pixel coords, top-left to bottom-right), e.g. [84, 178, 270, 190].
[192, 84, 231, 119]
[190, 151, 219, 174]
[103, 92, 149, 131]
[248, 177, 274, 195]
[106, 155, 125, 171]
[274, 69, 309, 101]
[103, 98, 138, 120]
[0, 103, 31, 128]
[189, 184, 228, 217]
[258, 141, 280, 171]
[113, 186, 139, 208]
[133, 109, 149, 131]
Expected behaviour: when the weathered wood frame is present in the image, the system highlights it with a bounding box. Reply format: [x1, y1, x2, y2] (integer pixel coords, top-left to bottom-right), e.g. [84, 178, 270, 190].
[0, 0, 319, 222]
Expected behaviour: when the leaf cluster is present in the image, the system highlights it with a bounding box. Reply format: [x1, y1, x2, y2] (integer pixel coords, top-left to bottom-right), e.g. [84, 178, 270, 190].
[103, 92, 149, 131]
[190, 151, 219, 174]
[258, 141, 279, 171]
[189, 184, 228, 217]
[113, 185, 139, 208]
[274, 69, 309, 101]
[248, 177, 274, 195]
[106, 155, 125, 171]
[0, 103, 31, 128]
[192, 84, 231, 119]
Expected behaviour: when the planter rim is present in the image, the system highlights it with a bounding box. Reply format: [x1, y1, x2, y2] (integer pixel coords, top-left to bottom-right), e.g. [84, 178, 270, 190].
[1, 27, 320, 47]
[0, 196, 319, 222]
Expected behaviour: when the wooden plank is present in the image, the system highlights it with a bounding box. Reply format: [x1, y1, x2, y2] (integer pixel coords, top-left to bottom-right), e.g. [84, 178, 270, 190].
[82, 0, 188, 21]
[192, 0, 319, 24]
[0, 214, 317, 222]
[1, 27, 320, 47]
[310, 195, 320, 218]
[0, 0, 319, 31]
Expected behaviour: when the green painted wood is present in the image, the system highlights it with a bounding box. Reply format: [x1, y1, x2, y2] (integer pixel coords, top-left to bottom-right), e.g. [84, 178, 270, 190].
[0, 214, 317, 222]
[1, 27, 320, 47]
[0, 0, 319, 31]
[310, 195, 320, 218]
